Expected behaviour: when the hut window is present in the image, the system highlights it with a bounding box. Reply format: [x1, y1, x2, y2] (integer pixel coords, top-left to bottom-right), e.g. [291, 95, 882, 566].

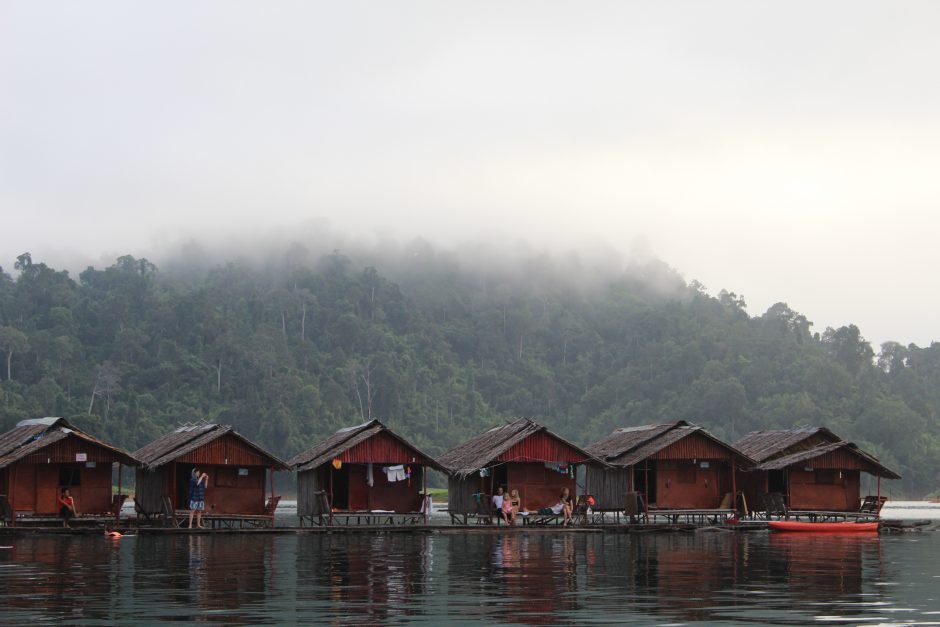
[677, 463, 696, 484]
[815, 469, 835, 485]
[59, 466, 81, 486]
[215, 468, 238, 487]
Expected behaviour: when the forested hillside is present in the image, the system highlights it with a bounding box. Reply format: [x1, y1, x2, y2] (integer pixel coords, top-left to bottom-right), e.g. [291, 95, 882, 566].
[1, 246, 938, 496]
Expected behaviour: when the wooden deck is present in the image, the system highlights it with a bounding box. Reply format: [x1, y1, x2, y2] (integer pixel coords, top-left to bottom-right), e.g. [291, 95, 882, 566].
[299, 511, 429, 527]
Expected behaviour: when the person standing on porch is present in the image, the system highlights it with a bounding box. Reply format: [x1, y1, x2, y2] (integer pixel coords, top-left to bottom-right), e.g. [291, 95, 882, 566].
[58, 488, 77, 527]
[188, 468, 208, 529]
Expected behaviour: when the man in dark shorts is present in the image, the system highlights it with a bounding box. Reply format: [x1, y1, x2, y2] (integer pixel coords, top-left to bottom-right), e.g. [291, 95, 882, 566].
[187, 468, 208, 529]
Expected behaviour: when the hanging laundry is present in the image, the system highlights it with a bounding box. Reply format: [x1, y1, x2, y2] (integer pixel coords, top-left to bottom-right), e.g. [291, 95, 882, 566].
[366, 462, 374, 487]
[383, 465, 406, 482]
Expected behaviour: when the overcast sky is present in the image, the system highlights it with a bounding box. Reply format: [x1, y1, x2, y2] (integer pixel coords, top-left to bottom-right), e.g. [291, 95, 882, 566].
[2, 1, 939, 348]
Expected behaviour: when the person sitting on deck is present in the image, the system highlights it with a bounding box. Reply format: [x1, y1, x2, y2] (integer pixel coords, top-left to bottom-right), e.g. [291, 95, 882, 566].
[550, 487, 574, 526]
[58, 488, 77, 527]
[188, 468, 209, 529]
[492, 487, 506, 522]
[508, 489, 522, 526]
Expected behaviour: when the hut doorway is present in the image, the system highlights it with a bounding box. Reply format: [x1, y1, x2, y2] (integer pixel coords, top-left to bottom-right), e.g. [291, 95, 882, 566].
[768, 469, 787, 495]
[330, 466, 350, 510]
[492, 464, 508, 495]
[634, 464, 657, 506]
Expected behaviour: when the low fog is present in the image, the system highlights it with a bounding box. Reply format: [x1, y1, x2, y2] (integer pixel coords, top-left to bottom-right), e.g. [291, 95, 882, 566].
[3, 1, 940, 348]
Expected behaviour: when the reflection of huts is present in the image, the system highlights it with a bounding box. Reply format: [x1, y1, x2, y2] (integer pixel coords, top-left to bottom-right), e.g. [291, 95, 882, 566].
[289, 419, 445, 523]
[585, 421, 754, 511]
[734, 427, 900, 512]
[439, 418, 597, 516]
[0, 417, 137, 520]
[134, 423, 288, 518]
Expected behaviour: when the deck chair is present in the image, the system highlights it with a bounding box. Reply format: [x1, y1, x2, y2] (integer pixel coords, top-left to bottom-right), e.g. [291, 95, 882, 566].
[134, 498, 154, 524]
[473, 493, 494, 525]
[625, 492, 648, 523]
[762, 492, 788, 520]
[859, 495, 887, 517]
[0, 495, 13, 526]
[572, 495, 592, 526]
[161, 496, 182, 528]
[110, 494, 128, 517]
[263, 495, 281, 517]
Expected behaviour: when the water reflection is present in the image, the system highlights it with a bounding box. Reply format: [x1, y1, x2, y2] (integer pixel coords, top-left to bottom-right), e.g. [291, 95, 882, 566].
[296, 534, 434, 624]
[0, 529, 930, 625]
[132, 534, 278, 622]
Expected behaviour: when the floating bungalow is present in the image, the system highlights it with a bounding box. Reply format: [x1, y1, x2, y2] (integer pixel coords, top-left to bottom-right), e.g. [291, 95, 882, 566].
[133, 423, 289, 527]
[439, 418, 599, 522]
[0, 417, 137, 525]
[734, 427, 900, 514]
[289, 419, 446, 526]
[585, 421, 755, 518]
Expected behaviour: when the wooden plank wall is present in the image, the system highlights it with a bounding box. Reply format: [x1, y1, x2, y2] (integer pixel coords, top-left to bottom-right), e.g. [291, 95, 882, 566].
[584, 466, 631, 511]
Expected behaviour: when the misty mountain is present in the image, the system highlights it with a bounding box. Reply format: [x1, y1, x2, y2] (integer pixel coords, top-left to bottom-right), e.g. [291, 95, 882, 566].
[0, 247, 937, 496]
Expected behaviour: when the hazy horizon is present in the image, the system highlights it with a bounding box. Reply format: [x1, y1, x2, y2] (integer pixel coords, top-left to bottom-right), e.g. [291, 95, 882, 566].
[3, 1, 940, 349]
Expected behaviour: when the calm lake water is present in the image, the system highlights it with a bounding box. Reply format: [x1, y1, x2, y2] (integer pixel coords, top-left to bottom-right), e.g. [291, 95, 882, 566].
[1, 507, 939, 625]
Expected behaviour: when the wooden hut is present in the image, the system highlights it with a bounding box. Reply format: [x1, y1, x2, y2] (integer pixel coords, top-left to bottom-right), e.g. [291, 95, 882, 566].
[734, 427, 900, 513]
[134, 423, 288, 526]
[289, 419, 446, 525]
[0, 417, 137, 524]
[439, 418, 598, 521]
[585, 421, 755, 514]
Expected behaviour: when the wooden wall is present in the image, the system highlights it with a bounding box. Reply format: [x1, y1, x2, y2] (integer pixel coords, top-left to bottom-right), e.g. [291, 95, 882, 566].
[447, 476, 479, 515]
[134, 467, 166, 514]
[584, 466, 631, 511]
[789, 468, 860, 511]
[7, 462, 113, 514]
[135, 463, 268, 515]
[655, 460, 726, 509]
[507, 462, 576, 511]
[299, 463, 426, 514]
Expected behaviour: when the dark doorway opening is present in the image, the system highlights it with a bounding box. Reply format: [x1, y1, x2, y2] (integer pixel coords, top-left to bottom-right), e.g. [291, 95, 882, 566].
[492, 464, 508, 495]
[634, 463, 657, 506]
[331, 465, 350, 509]
[768, 469, 787, 501]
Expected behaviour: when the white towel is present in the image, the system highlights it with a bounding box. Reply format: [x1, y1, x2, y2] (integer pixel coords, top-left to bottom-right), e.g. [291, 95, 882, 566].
[367, 463, 374, 487]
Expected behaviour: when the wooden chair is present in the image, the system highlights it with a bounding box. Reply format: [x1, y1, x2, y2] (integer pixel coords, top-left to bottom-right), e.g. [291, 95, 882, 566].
[572, 495, 592, 526]
[625, 492, 648, 523]
[473, 493, 494, 525]
[762, 492, 789, 520]
[161, 496, 182, 528]
[110, 494, 128, 517]
[859, 495, 887, 517]
[263, 495, 281, 517]
[0, 495, 13, 527]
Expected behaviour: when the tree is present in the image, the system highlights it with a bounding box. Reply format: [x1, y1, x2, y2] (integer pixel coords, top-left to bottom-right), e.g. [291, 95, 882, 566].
[0, 325, 28, 381]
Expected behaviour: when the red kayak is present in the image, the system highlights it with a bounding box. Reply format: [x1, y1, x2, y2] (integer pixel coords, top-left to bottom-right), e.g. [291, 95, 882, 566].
[769, 520, 879, 533]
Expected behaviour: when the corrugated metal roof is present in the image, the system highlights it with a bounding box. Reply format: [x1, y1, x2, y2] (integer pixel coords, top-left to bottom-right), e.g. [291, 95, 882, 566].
[438, 418, 604, 478]
[133, 423, 288, 470]
[288, 419, 446, 473]
[0, 417, 138, 468]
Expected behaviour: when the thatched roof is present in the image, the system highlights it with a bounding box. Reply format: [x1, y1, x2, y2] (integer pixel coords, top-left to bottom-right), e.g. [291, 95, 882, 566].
[288, 419, 446, 473]
[0, 417, 138, 469]
[438, 418, 603, 478]
[733, 427, 840, 463]
[134, 423, 288, 470]
[588, 421, 755, 467]
[757, 440, 900, 478]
